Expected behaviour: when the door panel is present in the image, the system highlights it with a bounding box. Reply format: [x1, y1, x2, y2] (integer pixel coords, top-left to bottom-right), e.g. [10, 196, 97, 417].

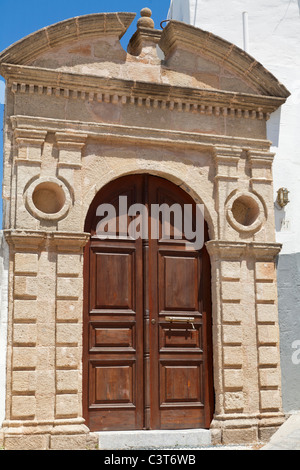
[91, 324, 135, 350]
[148, 176, 211, 429]
[160, 363, 203, 404]
[89, 361, 135, 405]
[94, 252, 133, 309]
[159, 253, 199, 312]
[159, 324, 202, 351]
[83, 174, 213, 431]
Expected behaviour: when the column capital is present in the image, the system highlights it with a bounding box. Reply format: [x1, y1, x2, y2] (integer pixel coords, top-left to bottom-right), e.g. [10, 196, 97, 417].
[247, 149, 275, 184]
[55, 132, 88, 149]
[213, 146, 243, 181]
[247, 149, 276, 165]
[14, 128, 48, 145]
[55, 132, 88, 168]
[214, 146, 244, 159]
[13, 128, 47, 164]
[4, 230, 90, 252]
[206, 240, 282, 260]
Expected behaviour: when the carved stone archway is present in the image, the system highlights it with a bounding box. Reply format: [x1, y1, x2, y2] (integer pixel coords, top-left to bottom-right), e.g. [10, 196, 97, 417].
[0, 9, 289, 449]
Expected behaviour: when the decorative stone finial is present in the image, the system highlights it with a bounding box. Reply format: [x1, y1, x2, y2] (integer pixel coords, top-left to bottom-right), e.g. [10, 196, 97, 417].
[137, 7, 155, 29]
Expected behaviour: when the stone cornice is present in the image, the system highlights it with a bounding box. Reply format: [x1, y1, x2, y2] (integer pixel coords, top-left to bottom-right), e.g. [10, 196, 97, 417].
[0, 13, 136, 66]
[0, 63, 286, 118]
[206, 240, 282, 260]
[160, 21, 290, 100]
[10, 115, 272, 153]
[4, 230, 90, 252]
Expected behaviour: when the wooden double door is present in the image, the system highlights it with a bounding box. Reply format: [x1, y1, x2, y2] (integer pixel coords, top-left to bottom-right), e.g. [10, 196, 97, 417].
[83, 175, 213, 431]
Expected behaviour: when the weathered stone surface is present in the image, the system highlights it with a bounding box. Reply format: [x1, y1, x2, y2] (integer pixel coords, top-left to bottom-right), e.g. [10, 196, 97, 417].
[14, 253, 38, 275]
[4, 434, 49, 450]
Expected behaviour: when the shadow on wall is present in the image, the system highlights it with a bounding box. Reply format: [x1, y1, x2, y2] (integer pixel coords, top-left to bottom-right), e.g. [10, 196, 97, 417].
[267, 108, 281, 148]
[274, 205, 286, 233]
[298, 0, 300, 14]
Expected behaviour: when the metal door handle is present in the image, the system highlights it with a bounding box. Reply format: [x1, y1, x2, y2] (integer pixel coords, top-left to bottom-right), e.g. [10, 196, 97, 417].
[165, 316, 195, 323]
[165, 316, 196, 330]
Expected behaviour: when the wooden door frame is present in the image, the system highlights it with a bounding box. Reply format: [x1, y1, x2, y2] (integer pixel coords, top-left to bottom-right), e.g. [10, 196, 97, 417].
[82, 174, 214, 430]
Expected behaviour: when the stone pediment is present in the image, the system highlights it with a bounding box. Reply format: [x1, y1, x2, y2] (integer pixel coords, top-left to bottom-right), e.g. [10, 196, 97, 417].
[0, 13, 136, 65]
[159, 20, 290, 98]
[0, 13, 289, 103]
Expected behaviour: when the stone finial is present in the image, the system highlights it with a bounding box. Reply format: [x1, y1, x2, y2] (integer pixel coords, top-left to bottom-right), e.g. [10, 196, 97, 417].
[137, 7, 155, 29]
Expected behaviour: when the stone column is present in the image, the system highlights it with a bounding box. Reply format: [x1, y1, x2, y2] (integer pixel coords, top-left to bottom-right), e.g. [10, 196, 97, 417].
[1, 230, 98, 450]
[51, 233, 91, 450]
[206, 240, 285, 445]
[13, 128, 47, 229]
[248, 150, 276, 238]
[55, 132, 87, 232]
[253, 244, 286, 442]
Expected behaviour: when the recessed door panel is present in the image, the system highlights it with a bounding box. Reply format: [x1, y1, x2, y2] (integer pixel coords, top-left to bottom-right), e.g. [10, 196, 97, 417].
[159, 253, 199, 312]
[159, 323, 202, 351]
[90, 322, 136, 351]
[89, 362, 135, 406]
[160, 362, 203, 405]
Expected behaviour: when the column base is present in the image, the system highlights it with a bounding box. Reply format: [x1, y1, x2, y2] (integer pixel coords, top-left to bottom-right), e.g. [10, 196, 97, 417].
[211, 412, 287, 446]
[1, 418, 99, 450]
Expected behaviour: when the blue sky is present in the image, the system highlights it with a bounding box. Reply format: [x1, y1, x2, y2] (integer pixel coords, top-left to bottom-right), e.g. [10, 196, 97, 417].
[0, 0, 171, 227]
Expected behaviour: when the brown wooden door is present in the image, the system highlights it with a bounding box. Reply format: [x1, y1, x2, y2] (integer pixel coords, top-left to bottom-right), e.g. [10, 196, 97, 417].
[83, 175, 213, 432]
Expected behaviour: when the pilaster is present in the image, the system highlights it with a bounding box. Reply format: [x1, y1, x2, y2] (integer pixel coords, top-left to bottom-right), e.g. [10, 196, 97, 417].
[12, 129, 47, 230]
[55, 132, 87, 233]
[248, 150, 276, 241]
[214, 146, 243, 239]
[206, 240, 285, 445]
[2, 230, 97, 450]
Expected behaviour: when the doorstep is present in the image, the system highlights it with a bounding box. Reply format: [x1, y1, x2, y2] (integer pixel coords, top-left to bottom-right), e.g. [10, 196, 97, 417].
[96, 429, 212, 450]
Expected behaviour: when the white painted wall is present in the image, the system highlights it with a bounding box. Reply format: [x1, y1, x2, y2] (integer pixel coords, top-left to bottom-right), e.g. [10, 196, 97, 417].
[168, 0, 300, 255]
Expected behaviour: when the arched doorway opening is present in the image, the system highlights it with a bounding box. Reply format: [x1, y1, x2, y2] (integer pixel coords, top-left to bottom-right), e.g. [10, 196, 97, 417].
[83, 174, 214, 431]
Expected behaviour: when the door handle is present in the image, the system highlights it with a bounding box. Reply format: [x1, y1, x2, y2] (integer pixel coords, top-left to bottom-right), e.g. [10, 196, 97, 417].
[165, 316, 196, 329]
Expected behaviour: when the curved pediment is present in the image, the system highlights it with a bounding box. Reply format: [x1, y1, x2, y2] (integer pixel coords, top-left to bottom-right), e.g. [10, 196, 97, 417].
[0, 12, 136, 65]
[159, 21, 290, 98]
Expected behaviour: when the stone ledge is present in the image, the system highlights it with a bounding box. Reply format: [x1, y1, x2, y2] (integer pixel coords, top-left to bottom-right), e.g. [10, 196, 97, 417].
[10, 115, 272, 153]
